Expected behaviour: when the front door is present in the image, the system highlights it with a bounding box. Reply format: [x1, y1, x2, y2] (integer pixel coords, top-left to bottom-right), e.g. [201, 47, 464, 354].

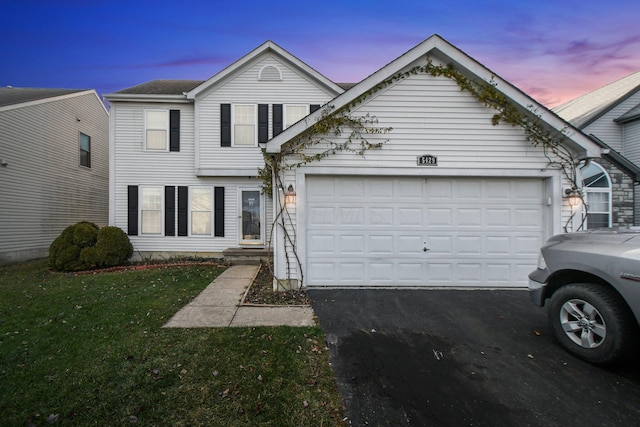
[238, 188, 264, 246]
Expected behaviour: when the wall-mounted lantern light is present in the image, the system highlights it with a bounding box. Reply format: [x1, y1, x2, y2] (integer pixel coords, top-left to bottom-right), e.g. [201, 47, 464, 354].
[564, 187, 582, 207]
[284, 184, 296, 206]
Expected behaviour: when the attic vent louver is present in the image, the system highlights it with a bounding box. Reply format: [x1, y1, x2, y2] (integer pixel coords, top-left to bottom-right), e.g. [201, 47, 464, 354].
[259, 65, 282, 81]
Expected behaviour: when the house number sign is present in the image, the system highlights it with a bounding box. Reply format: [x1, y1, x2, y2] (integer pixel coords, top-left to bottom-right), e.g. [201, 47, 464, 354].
[417, 154, 437, 166]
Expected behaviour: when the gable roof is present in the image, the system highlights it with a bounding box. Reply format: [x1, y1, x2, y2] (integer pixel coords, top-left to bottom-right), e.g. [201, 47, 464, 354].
[266, 34, 603, 159]
[186, 40, 344, 99]
[0, 87, 87, 108]
[554, 71, 640, 128]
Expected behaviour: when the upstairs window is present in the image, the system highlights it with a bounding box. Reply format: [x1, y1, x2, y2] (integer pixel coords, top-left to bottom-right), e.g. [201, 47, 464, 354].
[145, 110, 168, 150]
[233, 104, 257, 146]
[285, 104, 308, 129]
[582, 162, 612, 229]
[79, 132, 91, 168]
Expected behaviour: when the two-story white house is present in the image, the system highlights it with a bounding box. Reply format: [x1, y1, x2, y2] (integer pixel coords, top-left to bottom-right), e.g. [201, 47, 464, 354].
[107, 35, 609, 288]
[0, 88, 109, 265]
[105, 42, 344, 260]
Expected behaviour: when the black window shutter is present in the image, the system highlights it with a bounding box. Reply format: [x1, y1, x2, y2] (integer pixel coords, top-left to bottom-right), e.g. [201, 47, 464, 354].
[127, 185, 138, 236]
[169, 110, 180, 152]
[258, 104, 269, 143]
[272, 104, 283, 136]
[165, 186, 175, 236]
[310, 104, 321, 113]
[221, 104, 231, 147]
[178, 186, 188, 236]
[214, 187, 225, 237]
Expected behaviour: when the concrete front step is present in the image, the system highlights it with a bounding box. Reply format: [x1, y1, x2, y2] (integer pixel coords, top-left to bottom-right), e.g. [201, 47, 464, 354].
[223, 247, 272, 265]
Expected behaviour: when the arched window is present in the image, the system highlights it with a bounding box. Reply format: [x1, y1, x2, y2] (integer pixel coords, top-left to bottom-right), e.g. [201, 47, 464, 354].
[581, 162, 612, 229]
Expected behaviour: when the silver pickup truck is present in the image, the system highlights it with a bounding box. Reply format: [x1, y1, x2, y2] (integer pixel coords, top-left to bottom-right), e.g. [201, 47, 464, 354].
[529, 229, 640, 365]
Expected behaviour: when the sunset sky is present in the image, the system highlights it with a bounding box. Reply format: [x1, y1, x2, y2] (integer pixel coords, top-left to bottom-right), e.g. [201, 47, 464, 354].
[1, 0, 639, 107]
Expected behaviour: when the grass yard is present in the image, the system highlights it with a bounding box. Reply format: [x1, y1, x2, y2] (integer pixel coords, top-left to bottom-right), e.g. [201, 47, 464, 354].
[0, 260, 345, 426]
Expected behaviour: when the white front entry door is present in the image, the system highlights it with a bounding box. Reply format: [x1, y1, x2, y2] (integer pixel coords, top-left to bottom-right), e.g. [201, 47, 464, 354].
[305, 176, 546, 287]
[238, 188, 264, 246]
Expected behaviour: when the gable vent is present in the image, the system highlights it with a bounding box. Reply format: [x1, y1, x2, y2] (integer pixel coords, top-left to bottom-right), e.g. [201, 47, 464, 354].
[259, 65, 282, 81]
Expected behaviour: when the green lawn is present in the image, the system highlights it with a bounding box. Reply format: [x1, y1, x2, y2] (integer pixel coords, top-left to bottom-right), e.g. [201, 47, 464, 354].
[0, 260, 345, 426]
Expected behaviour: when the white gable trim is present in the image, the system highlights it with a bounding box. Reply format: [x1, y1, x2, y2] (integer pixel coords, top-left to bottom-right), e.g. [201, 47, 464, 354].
[266, 34, 603, 159]
[186, 41, 344, 100]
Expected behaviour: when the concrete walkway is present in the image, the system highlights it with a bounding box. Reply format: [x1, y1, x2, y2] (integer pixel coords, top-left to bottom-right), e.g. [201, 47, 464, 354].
[163, 265, 316, 328]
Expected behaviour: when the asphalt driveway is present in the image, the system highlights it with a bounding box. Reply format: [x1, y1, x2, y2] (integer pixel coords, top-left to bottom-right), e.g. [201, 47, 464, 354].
[308, 288, 640, 426]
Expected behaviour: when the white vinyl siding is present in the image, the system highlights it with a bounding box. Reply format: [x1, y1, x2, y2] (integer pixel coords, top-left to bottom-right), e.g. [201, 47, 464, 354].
[145, 110, 169, 150]
[195, 53, 339, 172]
[109, 101, 273, 254]
[0, 91, 109, 265]
[190, 187, 212, 235]
[232, 104, 256, 146]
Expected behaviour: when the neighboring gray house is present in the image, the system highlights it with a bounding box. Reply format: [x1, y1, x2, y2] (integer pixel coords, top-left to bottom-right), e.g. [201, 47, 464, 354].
[0, 87, 109, 265]
[554, 72, 640, 228]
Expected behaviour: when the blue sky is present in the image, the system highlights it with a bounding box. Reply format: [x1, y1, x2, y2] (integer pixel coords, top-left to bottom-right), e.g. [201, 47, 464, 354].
[1, 0, 639, 107]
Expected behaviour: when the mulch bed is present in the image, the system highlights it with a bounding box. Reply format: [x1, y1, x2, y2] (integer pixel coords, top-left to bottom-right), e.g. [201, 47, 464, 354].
[242, 263, 311, 306]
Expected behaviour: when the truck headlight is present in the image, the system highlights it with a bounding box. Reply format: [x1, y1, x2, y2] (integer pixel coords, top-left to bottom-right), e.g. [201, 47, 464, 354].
[537, 252, 547, 270]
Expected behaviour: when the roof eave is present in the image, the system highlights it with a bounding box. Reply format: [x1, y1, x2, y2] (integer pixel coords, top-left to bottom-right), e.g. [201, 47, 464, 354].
[104, 93, 192, 103]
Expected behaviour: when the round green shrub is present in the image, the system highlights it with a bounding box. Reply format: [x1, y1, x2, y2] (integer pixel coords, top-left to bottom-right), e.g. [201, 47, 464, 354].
[95, 226, 133, 268]
[49, 222, 99, 271]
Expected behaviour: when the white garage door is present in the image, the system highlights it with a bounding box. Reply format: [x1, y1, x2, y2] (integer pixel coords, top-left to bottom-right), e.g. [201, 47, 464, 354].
[305, 176, 545, 287]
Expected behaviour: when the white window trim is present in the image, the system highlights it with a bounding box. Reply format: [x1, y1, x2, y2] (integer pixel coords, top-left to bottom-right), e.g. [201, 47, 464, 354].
[144, 109, 169, 151]
[139, 185, 164, 236]
[582, 163, 612, 229]
[189, 186, 213, 237]
[232, 103, 257, 147]
[284, 104, 309, 129]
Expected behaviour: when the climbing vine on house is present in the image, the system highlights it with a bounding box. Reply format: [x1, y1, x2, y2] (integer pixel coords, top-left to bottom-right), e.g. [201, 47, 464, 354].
[261, 59, 586, 287]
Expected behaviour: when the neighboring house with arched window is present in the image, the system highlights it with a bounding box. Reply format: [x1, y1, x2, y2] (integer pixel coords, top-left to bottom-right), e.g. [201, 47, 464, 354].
[555, 72, 640, 229]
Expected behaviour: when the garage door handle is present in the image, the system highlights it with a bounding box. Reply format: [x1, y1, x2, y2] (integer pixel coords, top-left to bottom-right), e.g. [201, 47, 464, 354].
[423, 247, 430, 252]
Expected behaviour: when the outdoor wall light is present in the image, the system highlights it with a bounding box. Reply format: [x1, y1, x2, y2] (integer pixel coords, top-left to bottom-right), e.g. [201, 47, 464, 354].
[284, 184, 296, 206]
[564, 187, 582, 207]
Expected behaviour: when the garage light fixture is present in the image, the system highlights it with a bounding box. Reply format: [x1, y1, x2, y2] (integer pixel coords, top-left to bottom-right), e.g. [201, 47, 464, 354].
[564, 187, 582, 207]
[284, 184, 296, 206]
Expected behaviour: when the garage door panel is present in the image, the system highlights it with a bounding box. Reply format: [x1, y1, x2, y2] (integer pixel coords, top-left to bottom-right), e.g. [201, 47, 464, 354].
[486, 263, 511, 281]
[369, 235, 394, 254]
[456, 236, 482, 254]
[369, 207, 393, 225]
[398, 235, 422, 254]
[457, 208, 483, 226]
[339, 235, 364, 254]
[340, 207, 364, 225]
[309, 206, 335, 225]
[427, 208, 454, 226]
[340, 263, 365, 281]
[306, 176, 544, 287]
